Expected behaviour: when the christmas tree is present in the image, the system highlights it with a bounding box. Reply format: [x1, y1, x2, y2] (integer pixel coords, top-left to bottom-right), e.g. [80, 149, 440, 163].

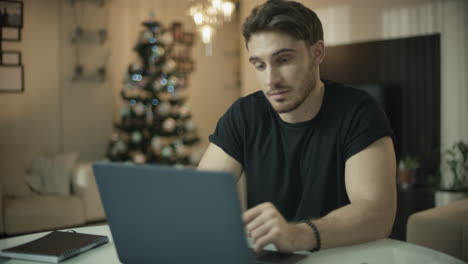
[106, 18, 200, 166]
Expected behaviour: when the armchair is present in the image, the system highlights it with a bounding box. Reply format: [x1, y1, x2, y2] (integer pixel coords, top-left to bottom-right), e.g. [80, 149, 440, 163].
[407, 198, 468, 262]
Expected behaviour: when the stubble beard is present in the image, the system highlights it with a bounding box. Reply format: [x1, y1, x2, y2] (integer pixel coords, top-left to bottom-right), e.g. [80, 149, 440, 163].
[270, 83, 315, 114]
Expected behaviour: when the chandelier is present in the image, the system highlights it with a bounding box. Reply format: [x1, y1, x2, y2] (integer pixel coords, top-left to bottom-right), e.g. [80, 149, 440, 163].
[188, 0, 236, 55]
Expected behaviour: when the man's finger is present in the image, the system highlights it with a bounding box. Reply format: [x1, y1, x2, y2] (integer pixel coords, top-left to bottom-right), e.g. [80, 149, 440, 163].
[242, 205, 263, 224]
[243, 202, 273, 223]
[245, 209, 270, 234]
[245, 205, 278, 233]
[253, 227, 279, 252]
[250, 219, 272, 244]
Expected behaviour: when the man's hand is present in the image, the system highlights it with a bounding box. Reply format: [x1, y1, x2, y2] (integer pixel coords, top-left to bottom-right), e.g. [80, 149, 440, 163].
[243, 202, 315, 253]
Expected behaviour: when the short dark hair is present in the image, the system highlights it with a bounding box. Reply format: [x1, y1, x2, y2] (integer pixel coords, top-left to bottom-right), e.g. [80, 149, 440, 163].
[243, 0, 323, 47]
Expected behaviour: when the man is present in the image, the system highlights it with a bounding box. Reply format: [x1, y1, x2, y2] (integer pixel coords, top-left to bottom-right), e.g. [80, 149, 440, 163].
[198, 0, 396, 254]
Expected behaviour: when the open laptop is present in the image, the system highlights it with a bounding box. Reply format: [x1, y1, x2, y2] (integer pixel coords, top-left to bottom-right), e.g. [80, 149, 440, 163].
[93, 162, 308, 264]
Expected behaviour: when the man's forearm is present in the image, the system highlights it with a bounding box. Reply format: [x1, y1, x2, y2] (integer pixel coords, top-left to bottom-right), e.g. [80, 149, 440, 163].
[298, 200, 396, 251]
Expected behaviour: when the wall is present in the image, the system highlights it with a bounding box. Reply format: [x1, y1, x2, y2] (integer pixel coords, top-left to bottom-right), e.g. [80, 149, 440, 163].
[0, 0, 241, 161]
[0, 0, 62, 153]
[240, 0, 468, 152]
[58, 0, 114, 161]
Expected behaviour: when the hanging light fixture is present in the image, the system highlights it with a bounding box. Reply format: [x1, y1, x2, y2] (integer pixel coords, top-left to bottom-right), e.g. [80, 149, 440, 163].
[188, 0, 236, 56]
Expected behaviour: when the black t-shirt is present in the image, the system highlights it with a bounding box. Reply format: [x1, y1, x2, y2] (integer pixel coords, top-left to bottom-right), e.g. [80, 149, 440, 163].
[209, 80, 394, 221]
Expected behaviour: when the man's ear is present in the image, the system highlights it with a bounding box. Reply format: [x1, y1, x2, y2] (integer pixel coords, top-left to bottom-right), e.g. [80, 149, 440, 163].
[310, 40, 325, 65]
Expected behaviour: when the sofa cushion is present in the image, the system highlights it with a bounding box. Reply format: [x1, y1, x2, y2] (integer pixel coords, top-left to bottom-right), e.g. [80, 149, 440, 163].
[3, 195, 86, 235]
[25, 152, 79, 196]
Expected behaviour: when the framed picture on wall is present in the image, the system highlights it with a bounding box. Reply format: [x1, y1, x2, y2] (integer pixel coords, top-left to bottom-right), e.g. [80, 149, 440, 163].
[1, 50, 21, 65]
[0, 0, 24, 28]
[0, 0, 23, 41]
[0, 64, 24, 93]
[1, 27, 21, 40]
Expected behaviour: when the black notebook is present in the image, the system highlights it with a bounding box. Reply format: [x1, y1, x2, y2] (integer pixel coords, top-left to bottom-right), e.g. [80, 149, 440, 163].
[0, 231, 109, 263]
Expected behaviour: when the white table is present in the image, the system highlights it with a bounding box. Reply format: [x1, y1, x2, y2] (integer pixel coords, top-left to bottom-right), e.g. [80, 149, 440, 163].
[0, 225, 465, 264]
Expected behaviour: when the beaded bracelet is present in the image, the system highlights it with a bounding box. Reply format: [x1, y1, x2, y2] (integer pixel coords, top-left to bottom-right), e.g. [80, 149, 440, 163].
[301, 219, 321, 252]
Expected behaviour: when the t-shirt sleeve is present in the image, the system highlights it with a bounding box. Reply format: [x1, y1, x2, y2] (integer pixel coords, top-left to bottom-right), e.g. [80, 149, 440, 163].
[341, 94, 395, 161]
[208, 100, 244, 164]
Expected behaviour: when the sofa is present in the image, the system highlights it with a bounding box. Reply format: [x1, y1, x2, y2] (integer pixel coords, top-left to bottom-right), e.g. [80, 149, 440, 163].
[406, 197, 468, 262]
[0, 144, 105, 236]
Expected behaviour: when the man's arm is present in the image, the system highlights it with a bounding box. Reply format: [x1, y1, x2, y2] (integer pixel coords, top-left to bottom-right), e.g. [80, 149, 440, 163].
[244, 136, 397, 252]
[309, 136, 397, 248]
[198, 143, 243, 181]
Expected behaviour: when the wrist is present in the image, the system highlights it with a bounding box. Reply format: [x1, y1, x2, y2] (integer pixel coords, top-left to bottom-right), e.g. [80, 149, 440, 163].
[299, 219, 321, 252]
[294, 222, 318, 252]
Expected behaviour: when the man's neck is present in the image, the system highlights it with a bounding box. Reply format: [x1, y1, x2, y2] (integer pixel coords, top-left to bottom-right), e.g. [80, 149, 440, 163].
[279, 80, 325, 124]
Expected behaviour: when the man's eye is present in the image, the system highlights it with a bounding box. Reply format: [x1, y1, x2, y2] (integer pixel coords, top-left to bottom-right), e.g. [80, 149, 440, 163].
[278, 57, 291, 64]
[255, 63, 265, 70]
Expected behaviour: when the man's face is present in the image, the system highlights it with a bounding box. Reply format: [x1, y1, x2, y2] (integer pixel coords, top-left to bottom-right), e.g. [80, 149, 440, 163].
[247, 31, 320, 114]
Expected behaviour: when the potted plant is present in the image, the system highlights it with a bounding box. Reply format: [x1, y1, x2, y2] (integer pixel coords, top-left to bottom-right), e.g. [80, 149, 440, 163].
[397, 156, 420, 190]
[433, 141, 468, 207]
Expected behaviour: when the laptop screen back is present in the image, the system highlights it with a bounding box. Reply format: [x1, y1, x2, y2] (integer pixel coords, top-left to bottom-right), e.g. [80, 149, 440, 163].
[93, 162, 251, 264]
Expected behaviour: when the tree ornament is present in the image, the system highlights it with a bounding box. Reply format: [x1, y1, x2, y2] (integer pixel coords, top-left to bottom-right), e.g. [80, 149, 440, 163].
[162, 59, 177, 73]
[151, 136, 162, 151]
[142, 30, 154, 43]
[157, 101, 171, 116]
[179, 104, 191, 117]
[184, 119, 196, 132]
[149, 45, 165, 63]
[131, 131, 143, 143]
[168, 76, 178, 87]
[163, 118, 177, 133]
[161, 145, 173, 158]
[161, 30, 174, 45]
[174, 140, 187, 156]
[132, 152, 146, 164]
[133, 102, 146, 116]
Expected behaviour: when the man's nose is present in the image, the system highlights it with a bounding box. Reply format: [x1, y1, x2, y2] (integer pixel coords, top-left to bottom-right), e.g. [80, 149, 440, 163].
[265, 66, 280, 89]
